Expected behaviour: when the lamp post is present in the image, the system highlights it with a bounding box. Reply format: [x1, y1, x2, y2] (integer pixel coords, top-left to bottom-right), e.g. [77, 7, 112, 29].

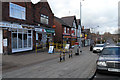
[79, 0, 84, 52]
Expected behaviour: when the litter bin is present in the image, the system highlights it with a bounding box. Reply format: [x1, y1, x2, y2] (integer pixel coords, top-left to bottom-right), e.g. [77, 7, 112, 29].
[74, 42, 79, 55]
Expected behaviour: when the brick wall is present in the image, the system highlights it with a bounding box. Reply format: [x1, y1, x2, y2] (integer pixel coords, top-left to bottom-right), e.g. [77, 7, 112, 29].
[54, 18, 63, 43]
[33, 2, 54, 27]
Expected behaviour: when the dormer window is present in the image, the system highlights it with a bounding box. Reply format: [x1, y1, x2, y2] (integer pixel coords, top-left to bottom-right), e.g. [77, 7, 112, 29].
[41, 14, 49, 24]
[9, 2, 26, 20]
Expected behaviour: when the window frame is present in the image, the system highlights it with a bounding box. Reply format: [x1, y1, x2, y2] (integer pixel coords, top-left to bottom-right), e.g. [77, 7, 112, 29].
[40, 14, 49, 25]
[9, 2, 26, 20]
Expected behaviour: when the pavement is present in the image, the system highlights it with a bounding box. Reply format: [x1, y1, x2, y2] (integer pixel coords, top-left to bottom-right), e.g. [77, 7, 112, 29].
[2, 50, 60, 73]
[2, 46, 99, 78]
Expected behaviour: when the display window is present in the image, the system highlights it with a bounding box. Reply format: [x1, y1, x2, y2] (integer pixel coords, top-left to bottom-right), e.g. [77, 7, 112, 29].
[11, 28, 33, 53]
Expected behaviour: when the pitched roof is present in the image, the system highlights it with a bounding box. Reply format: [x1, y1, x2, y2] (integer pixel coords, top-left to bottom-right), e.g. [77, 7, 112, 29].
[61, 16, 75, 27]
[54, 16, 69, 27]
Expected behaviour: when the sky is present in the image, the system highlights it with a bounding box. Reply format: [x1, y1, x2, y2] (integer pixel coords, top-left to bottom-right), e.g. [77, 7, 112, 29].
[31, 0, 120, 34]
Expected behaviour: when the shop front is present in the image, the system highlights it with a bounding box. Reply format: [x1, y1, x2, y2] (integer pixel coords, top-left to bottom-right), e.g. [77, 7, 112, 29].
[71, 37, 77, 46]
[45, 29, 55, 48]
[63, 36, 71, 44]
[35, 28, 47, 48]
[11, 28, 33, 53]
[0, 22, 34, 54]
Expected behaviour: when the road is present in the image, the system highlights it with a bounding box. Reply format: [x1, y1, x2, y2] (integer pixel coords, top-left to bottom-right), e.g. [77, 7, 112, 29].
[2, 47, 98, 78]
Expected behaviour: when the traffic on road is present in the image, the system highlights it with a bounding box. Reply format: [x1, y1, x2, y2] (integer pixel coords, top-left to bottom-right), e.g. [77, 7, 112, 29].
[91, 39, 120, 79]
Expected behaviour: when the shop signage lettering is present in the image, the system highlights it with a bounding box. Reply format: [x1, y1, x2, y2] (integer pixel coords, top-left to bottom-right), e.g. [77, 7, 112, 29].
[0, 22, 22, 28]
[45, 29, 55, 33]
[0, 22, 11, 27]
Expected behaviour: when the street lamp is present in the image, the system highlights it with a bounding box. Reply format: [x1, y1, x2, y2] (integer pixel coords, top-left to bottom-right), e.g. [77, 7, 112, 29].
[79, 0, 84, 52]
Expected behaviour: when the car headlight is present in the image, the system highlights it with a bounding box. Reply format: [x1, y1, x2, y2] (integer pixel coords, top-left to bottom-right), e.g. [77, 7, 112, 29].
[97, 61, 107, 66]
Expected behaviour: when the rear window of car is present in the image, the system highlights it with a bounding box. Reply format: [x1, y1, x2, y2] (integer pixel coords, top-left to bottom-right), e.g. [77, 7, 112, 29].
[101, 47, 120, 55]
[95, 45, 104, 47]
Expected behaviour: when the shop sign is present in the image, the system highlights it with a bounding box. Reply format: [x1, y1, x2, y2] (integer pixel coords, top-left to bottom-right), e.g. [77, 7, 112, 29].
[0, 22, 11, 28]
[0, 22, 22, 28]
[45, 29, 55, 33]
[35, 28, 46, 32]
[85, 34, 87, 37]
[11, 24, 22, 28]
[63, 36, 71, 38]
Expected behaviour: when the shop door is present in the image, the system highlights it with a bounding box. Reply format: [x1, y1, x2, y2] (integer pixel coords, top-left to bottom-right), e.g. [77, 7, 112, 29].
[0, 29, 3, 54]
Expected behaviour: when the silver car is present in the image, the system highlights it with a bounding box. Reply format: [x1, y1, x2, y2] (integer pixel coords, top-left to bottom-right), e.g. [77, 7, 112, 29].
[93, 44, 104, 53]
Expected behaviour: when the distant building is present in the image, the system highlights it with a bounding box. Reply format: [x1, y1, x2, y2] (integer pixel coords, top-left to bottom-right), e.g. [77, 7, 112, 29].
[54, 16, 78, 46]
[61, 16, 78, 46]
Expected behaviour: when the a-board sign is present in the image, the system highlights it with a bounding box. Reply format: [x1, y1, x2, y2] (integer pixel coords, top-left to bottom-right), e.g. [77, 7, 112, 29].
[48, 46, 54, 53]
[65, 44, 70, 50]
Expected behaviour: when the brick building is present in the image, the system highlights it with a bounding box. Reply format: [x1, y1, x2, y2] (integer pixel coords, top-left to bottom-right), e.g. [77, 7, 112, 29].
[54, 16, 78, 46]
[54, 16, 71, 44]
[0, 1, 55, 54]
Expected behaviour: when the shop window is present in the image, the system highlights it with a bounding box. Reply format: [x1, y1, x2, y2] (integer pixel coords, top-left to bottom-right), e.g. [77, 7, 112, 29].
[24, 34, 27, 48]
[12, 29, 32, 52]
[9, 2, 26, 20]
[12, 33, 17, 49]
[41, 14, 49, 24]
[18, 33, 22, 48]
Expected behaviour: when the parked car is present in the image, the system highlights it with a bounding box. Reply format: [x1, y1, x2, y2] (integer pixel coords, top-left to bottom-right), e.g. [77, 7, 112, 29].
[96, 46, 120, 73]
[93, 44, 104, 53]
[117, 42, 120, 46]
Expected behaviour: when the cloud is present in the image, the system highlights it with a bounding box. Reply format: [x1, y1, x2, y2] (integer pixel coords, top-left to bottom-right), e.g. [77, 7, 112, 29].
[32, 0, 120, 34]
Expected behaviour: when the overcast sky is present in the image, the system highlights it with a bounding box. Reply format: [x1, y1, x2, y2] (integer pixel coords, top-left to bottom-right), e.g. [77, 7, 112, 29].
[32, 0, 120, 34]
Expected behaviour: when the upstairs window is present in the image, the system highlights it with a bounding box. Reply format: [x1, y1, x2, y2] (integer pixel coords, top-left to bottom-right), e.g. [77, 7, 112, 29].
[71, 28, 74, 35]
[64, 27, 66, 33]
[41, 14, 49, 24]
[9, 2, 26, 20]
[67, 28, 69, 34]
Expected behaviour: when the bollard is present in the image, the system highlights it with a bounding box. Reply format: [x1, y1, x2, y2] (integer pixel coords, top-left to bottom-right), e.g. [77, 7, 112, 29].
[69, 52, 71, 58]
[60, 53, 62, 62]
[71, 51, 72, 58]
[63, 52, 65, 61]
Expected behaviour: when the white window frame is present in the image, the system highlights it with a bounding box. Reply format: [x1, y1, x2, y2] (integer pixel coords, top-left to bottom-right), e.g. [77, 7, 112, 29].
[12, 29, 33, 53]
[9, 2, 26, 20]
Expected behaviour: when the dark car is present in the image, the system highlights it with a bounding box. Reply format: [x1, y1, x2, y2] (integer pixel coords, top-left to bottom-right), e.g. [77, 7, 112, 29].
[96, 46, 120, 73]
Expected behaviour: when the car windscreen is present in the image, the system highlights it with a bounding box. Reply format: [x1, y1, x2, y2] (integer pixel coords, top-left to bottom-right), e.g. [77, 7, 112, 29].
[95, 45, 104, 47]
[101, 47, 120, 55]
